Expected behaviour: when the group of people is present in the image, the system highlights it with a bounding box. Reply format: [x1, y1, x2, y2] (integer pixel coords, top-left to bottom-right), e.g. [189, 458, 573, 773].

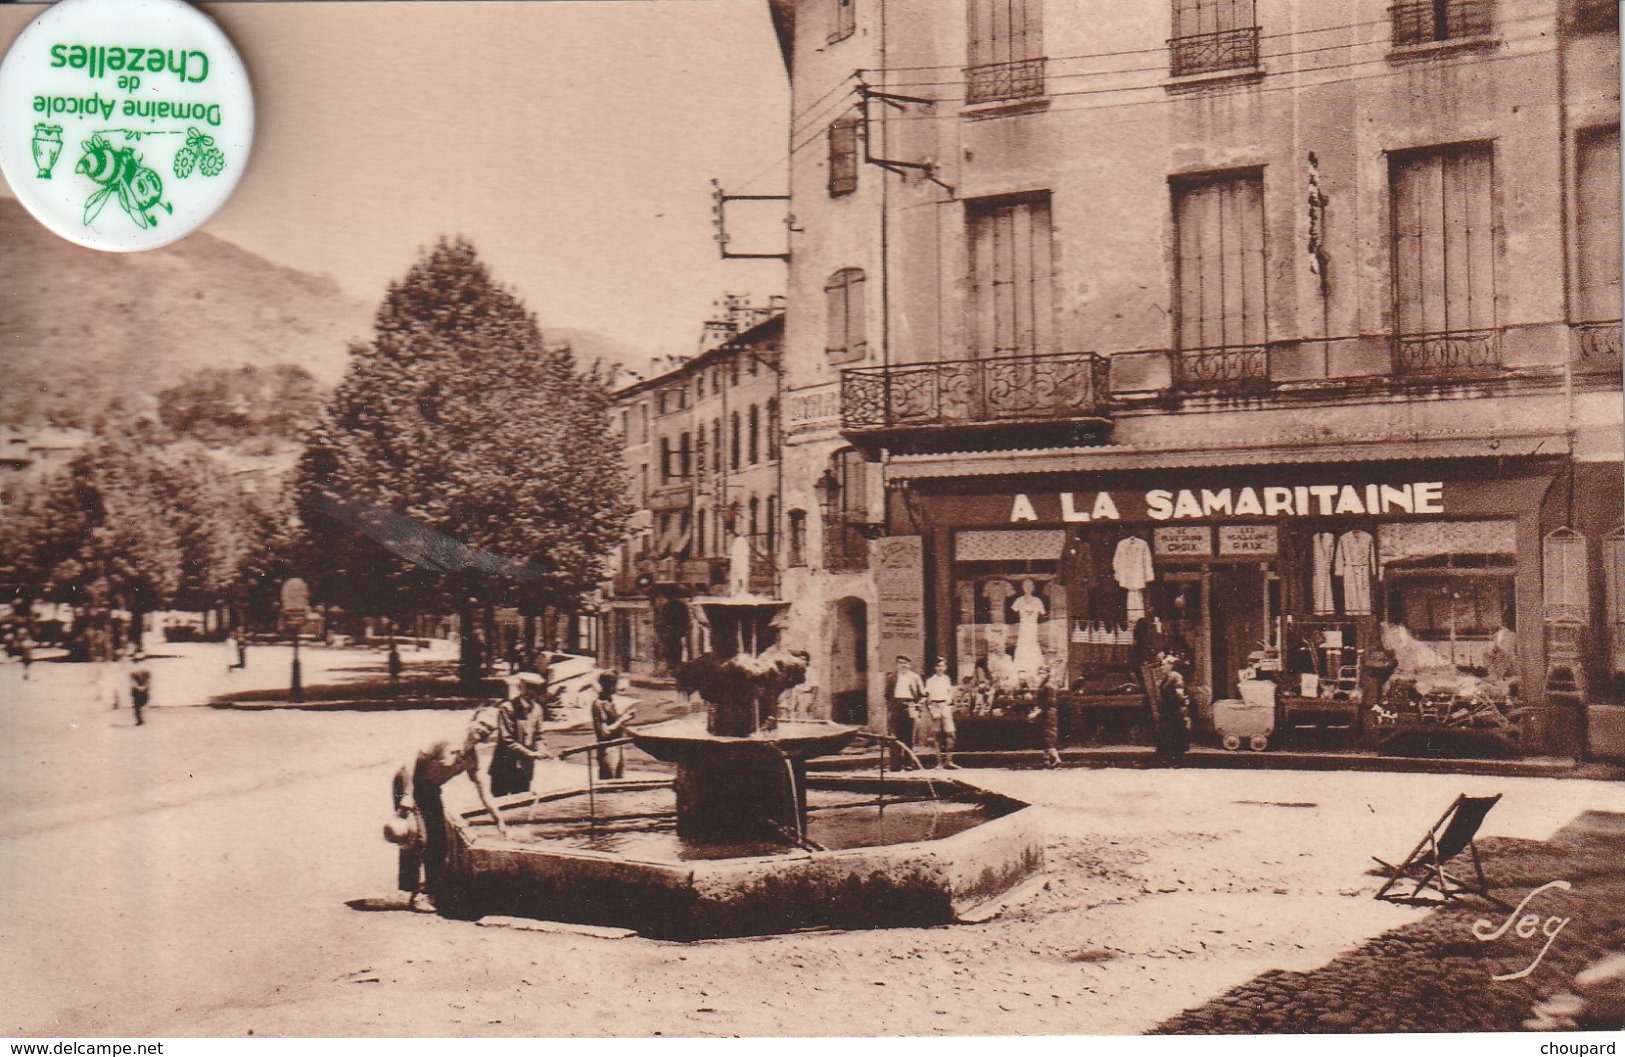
[886, 650, 1195, 769]
[388, 666, 636, 912]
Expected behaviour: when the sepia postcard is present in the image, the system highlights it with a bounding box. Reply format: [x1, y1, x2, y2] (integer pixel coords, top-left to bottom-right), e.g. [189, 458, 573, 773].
[1, 0, 1623, 1048]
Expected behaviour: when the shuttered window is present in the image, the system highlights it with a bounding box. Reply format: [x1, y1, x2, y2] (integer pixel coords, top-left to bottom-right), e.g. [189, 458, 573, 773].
[830, 0, 856, 43]
[1174, 172, 1267, 353]
[825, 268, 867, 363]
[1577, 128, 1622, 323]
[966, 0, 1045, 103]
[1392, 146, 1496, 338]
[828, 116, 859, 196]
[967, 196, 1054, 359]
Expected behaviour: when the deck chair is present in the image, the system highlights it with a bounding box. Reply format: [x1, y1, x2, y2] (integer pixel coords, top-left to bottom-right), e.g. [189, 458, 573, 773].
[1373, 793, 1510, 910]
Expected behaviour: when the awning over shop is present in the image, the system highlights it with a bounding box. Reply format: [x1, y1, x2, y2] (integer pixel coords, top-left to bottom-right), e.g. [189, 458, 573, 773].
[887, 429, 1571, 481]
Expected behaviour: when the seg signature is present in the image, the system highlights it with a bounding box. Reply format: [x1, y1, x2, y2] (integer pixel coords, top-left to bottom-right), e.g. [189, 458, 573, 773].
[1471, 879, 1573, 981]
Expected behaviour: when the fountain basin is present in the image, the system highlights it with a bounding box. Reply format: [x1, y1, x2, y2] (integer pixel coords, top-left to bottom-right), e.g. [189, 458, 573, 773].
[436, 775, 1044, 940]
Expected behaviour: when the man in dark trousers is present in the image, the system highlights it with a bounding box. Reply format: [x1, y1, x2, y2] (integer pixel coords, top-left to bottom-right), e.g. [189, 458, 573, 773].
[129, 654, 152, 726]
[884, 655, 925, 769]
[391, 708, 508, 912]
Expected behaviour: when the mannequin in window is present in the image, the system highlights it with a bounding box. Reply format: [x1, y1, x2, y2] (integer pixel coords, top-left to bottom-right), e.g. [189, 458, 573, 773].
[1011, 578, 1047, 678]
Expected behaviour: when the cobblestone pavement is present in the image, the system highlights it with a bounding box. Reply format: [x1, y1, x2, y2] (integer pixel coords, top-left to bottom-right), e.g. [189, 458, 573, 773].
[1153, 815, 1625, 1034]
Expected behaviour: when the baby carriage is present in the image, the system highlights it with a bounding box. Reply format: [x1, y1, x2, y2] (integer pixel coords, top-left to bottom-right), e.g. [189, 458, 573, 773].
[1214, 680, 1276, 751]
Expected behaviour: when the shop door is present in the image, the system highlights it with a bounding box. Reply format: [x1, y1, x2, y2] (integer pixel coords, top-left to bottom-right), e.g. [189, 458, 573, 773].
[1209, 564, 1265, 700]
[831, 597, 869, 725]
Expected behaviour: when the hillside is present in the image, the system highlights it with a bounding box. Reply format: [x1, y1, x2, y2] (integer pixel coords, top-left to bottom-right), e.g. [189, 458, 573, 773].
[0, 197, 371, 428]
[0, 198, 651, 429]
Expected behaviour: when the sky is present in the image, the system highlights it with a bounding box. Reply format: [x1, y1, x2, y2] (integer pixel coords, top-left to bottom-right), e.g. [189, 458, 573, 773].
[0, 0, 792, 365]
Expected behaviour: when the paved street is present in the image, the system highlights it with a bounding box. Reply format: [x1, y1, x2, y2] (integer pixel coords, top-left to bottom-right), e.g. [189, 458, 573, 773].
[2, 645, 1623, 1036]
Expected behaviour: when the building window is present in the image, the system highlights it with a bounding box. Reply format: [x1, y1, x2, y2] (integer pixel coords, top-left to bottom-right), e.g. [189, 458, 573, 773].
[712, 419, 723, 473]
[1170, 0, 1259, 77]
[730, 354, 740, 387]
[1576, 128, 1621, 324]
[788, 509, 808, 567]
[766, 398, 780, 461]
[679, 432, 692, 478]
[619, 409, 630, 444]
[748, 405, 760, 465]
[966, 0, 1045, 104]
[730, 411, 741, 471]
[639, 403, 649, 443]
[967, 195, 1053, 359]
[825, 268, 867, 363]
[767, 495, 780, 555]
[658, 437, 672, 482]
[1391, 0, 1493, 45]
[829, 0, 856, 43]
[1391, 145, 1498, 372]
[696, 507, 707, 558]
[1173, 171, 1268, 386]
[638, 463, 648, 505]
[829, 116, 860, 197]
[748, 496, 760, 539]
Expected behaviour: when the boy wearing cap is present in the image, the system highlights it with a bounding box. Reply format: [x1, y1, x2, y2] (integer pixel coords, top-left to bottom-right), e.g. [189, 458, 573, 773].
[490, 672, 554, 796]
[392, 708, 509, 911]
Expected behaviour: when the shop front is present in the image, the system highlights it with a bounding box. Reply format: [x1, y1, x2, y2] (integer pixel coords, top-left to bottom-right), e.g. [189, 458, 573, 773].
[892, 456, 1618, 759]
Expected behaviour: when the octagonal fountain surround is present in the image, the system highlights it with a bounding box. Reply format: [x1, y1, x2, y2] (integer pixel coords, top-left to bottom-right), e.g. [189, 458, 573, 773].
[434, 594, 1044, 940]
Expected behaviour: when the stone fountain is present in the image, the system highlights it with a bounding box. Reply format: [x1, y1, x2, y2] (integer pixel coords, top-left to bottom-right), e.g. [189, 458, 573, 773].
[430, 554, 1044, 939]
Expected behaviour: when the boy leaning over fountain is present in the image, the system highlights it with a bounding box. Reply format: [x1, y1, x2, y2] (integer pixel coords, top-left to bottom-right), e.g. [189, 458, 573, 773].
[389, 707, 509, 911]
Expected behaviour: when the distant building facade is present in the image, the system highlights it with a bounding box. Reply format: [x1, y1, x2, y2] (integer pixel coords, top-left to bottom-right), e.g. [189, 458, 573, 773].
[603, 303, 786, 678]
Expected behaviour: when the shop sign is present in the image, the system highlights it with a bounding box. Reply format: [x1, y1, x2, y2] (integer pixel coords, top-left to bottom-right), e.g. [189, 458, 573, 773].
[1008, 481, 1446, 523]
[1154, 526, 1212, 557]
[1218, 525, 1279, 556]
[872, 536, 925, 665]
[784, 384, 841, 429]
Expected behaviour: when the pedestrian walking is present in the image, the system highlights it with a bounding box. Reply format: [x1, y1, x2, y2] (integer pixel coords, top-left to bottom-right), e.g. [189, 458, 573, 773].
[389, 708, 509, 912]
[18, 636, 33, 681]
[224, 633, 238, 673]
[1039, 667, 1063, 769]
[591, 670, 637, 780]
[236, 635, 248, 671]
[923, 658, 960, 769]
[129, 654, 152, 726]
[884, 655, 925, 769]
[489, 673, 553, 796]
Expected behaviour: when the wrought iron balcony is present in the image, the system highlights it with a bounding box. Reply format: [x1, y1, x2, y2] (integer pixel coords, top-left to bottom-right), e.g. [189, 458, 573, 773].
[841, 351, 1110, 450]
[1394, 330, 1501, 376]
[965, 57, 1046, 105]
[1572, 320, 1623, 374]
[1177, 345, 1270, 391]
[1169, 26, 1260, 77]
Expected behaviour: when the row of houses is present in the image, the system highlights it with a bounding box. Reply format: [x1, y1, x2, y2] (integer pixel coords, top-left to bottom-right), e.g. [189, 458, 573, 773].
[606, 0, 1624, 758]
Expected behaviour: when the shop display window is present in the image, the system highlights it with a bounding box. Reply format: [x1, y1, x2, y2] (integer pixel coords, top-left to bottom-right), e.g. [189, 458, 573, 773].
[951, 529, 1067, 689]
[1605, 528, 1625, 674]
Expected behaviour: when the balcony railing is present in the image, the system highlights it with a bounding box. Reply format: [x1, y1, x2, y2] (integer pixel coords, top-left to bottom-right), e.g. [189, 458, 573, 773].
[1391, 0, 1493, 45]
[841, 350, 1109, 432]
[1177, 345, 1270, 391]
[965, 57, 1047, 105]
[1572, 320, 1623, 373]
[1169, 26, 1260, 77]
[1394, 330, 1501, 375]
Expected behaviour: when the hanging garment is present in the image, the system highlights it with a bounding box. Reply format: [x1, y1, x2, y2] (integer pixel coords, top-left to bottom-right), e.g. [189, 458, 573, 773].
[1114, 536, 1154, 624]
[982, 578, 1015, 620]
[1011, 589, 1047, 679]
[1312, 531, 1337, 614]
[1336, 529, 1377, 616]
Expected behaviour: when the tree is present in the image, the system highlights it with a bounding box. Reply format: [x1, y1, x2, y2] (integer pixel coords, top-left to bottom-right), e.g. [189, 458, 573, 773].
[293, 238, 631, 679]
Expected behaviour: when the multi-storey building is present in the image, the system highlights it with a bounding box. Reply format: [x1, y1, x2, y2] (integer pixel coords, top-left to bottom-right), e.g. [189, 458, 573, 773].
[603, 304, 786, 678]
[766, 0, 1622, 756]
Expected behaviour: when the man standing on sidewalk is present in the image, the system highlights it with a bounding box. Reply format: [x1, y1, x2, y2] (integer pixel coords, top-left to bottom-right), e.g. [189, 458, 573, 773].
[884, 655, 925, 769]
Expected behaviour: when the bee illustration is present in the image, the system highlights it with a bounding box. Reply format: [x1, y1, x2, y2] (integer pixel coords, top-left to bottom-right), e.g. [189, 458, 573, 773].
[75, 134, 173, 230]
